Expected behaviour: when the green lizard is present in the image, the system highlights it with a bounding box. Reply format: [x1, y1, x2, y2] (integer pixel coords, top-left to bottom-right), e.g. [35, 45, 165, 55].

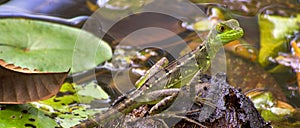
[73, 19, 244, 128]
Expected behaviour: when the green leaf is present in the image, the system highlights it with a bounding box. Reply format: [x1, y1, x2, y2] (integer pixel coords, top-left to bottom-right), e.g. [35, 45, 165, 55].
[37, 82, 108, 127]
[0, 19, 112, 73]
[55, 108, 100, 128]
[76, 82, 109, 101]
[261, 109, 285, 122]
[36, 84, 80, 113]
[38, 82, 108, 112]
[0, 82, 109, 127]
[0, 104, 58, 128]
[250, 92, 275, 109]
[258, 14, 300, 70]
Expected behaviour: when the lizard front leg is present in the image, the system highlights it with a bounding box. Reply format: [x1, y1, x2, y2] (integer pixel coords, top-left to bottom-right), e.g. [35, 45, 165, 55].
[127, 70, 209, 128]
[140, 88, 180, 115]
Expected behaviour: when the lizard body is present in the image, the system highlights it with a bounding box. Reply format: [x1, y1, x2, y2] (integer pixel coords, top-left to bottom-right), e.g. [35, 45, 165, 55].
[73, 19, 244, 128]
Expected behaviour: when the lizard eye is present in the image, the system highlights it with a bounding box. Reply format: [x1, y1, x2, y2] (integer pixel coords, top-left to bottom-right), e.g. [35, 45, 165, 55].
[216, 23, 225, 33]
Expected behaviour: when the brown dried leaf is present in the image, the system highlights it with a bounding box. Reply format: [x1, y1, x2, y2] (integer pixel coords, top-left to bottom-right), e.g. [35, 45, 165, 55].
[0, 65, 68, 104]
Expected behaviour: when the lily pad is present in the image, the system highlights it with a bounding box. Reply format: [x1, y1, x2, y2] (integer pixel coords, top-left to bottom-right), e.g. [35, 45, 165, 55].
[0, 18, 112, 73]
[36, 82, 108, 127]
[0, 82, 109, 128]
[249, 91, 295, 123]
[258, 14, 300, 71]
[0, 104, 58, 128]
[38, 82, 109, 112]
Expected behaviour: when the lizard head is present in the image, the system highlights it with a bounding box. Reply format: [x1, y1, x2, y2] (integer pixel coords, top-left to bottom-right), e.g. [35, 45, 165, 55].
[205, 19, 244, 58]
[213, 19, 244, 44]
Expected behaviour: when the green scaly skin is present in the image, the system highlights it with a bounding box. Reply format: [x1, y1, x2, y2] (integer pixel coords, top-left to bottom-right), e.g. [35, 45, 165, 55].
[73, 19, 244, 128]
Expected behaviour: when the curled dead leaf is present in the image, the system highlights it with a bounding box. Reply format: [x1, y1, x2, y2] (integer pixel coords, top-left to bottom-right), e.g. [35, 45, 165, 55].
[0, 64, 68, 104]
